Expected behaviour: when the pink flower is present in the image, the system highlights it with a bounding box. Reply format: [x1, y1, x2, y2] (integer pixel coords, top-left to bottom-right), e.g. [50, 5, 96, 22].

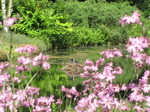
[32, 52, 49, 67]
[85, 59, 94, 66]
[15, 45, 38, 54]
[61, 85, 66, 92]
[126, 37, 149, 53]
[96, 57, 105, 66]
[42, 62, 50, 70]
[26, 86, 40, 96]
[36, 95, 55, 105]
[145, 96, 150, 107]
[15, 65, 30, 74]
[12, 76, 21, 83]
[18, 56, 30, 65]
[134, 105, 143, 112]
[121, 84, 128, 91]
[146, 108, 150, 112]
[0, 62, 9, 74]
[4, 17, 17, 27]
[83, 65, 98, 71]
[112, 66, 123, 75]
[100, 48, 122, 59]
[56, 99, 63, 104]
[0, 21, 2, 26]
[119, 10, 142, 25]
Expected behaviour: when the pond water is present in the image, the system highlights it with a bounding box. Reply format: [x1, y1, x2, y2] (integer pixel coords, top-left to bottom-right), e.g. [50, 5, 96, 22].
[46, 45, 125, 65]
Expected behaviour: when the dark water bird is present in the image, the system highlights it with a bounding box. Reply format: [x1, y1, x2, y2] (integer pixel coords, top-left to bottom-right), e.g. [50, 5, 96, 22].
[62, 59, 84, 80]
[70, 58, 78, 63]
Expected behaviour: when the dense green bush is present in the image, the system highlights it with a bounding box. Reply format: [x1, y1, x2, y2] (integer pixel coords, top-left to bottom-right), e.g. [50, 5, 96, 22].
[58, 27, 108, 48]
[2, 0, 148, 48]
[57, 1, 147, 44]
[61, 1, 138, 28]
[12, 3, 72, 49]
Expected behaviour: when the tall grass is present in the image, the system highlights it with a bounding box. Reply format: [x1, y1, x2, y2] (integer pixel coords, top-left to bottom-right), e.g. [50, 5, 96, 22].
[0, 31, 48, 52]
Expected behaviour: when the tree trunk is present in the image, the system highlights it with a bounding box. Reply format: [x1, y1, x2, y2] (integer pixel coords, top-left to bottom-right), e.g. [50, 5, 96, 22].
[1, 0, 13, 32]
[7, 0, 13, 18]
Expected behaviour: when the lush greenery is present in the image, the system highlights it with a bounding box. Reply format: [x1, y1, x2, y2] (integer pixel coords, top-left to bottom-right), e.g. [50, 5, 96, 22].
[0, 0, 149, 49]
[0, 2, 150, 110]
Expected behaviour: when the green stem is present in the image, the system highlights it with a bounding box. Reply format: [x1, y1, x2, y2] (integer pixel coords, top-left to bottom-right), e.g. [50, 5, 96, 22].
[24, 73, 37, 91]
[9, 32, 13, 61]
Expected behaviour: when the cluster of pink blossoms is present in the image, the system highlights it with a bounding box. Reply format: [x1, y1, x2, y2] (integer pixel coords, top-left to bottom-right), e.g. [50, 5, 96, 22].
[0, 21, 2, 26]
[62, 51, 127, 111]
[61, 85, 80, 100]
[62, 33, 150, 111]
[0, 15, 23, 27]
[0, 83, 56, 112]
[119, 10, 142, 25]
[4, 17, 17, 27]
[126, 37, 150, 68]
[15, 45, 50, 74]
[0, 17, 17, 27]
[32, 52, 50, 70]
[0, 62, 9, 74]
[15, 45, 38, 54]
[127, 70, 150, 111]
[100, 47, 122, 59]
[126, 37, 150, 53]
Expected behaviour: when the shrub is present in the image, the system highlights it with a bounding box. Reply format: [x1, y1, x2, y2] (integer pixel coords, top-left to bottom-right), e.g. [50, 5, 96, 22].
[62, 1, 138, 28]
[12, 2, 72, 49]
[58, 1, 146, 45]
[58, 27, 108, 48]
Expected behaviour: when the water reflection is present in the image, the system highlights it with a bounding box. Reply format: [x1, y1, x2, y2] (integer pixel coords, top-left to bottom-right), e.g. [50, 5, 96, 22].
[46, 45, 125, 65]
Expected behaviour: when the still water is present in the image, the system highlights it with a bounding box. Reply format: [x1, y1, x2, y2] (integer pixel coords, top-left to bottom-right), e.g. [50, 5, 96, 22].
[46, 45, 125, 65]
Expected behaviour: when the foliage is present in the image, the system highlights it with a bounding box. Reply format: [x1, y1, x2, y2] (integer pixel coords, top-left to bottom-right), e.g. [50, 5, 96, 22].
[62, 1, 138, 28]
[30, 64, 68, 97]
[0, 31, 47, 52]
[58, 27, 108, 48]
[0, 50, 8, 61]
[12, 1, 72, 49]
[58, 1, 147, 45]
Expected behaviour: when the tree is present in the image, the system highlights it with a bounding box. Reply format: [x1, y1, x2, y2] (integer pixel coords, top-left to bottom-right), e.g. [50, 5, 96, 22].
[1, 0, 13, 32]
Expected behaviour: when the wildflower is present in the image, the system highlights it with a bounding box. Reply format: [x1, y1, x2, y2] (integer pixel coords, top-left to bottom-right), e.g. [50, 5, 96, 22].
[26, 86, 40, 96]
[0, 21, 2, 26]
[0, 73, 11, 87]
[15, 65, 30, 74]
[12, 76, 21, 83]
[85, 59, 94, 66]
[42, 62, 50, 70]
[18, 56, 31, 65]
[146, 108, 150, 112]
[56, 99, 63, 104]
[126, 37, 149, 53]
[100, 48, 122, 59]
[145, 96, 150, 107]
[96, 57, 105, 66]
[121, 84, 128, 91]
[4, 17, 17, 27]
[32, 53, 50, 69]
[61, 85, 66, 92]
[119, 10, 142, 25]
[134, 105, 143, 112]
[15, 45, 38, 54]
[112, 66, 123, 75]
[0, 62, 10, 74]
